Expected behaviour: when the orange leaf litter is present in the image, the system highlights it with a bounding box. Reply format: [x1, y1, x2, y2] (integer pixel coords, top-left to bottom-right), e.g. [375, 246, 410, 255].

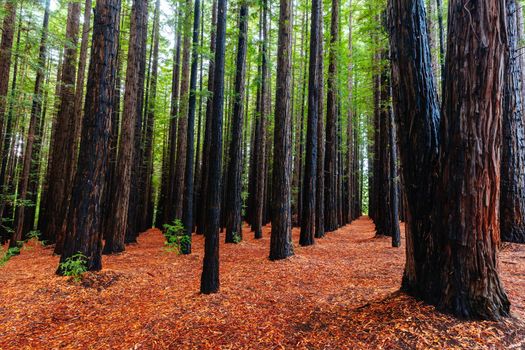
[1, 217, 524, 349]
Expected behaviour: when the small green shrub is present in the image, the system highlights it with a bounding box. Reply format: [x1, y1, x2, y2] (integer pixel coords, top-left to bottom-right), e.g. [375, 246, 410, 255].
[232, 232, 242, 244]
[0, 246, 20, 267]
[163, 219, 190, 254]
[59, 253, 88, 282]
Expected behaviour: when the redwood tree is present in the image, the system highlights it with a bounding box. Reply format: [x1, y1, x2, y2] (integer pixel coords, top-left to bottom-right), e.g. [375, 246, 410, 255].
[225, 0, 248, 244]
[270, 0, 294, 260]
[103, 0, 149, 253]
[389, 0, 510, 319]
[299, 0, 321, 247]
[58, 0, 121, 272]
[501, 0, 525, 244]
[201, 0, 227, 294]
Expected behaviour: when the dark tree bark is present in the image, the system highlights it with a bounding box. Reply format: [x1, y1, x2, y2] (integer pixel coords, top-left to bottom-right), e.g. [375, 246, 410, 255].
[200, 0, 227, 294]
[103, 0, 149, 253]
[58, 0, 121, 272]
[0, 0, 16, 159]
[138, 0, 159, 232]
[389, 93, 401, 247]
[163, 11, 182, 226]
[501, 0, 525, 244]
[324, 0, 339, 233]
[173, 0, 193, 220]
[10, 0, 51, 248]
[225, 0, 248, 243]
[315, 0, 325, 239]
[72, 0, 93, 164]
[299, 0, 321, 247]
[388, 0, 440, 300]
[196, 0, 217, 235]
[125, 0, 148, 243]
[389, 0, 510, 320]
[181, 0, 201, 253]
[269, 0, 294, 260]
[436, 0, 509, 319]
[250, 0, 268, 239]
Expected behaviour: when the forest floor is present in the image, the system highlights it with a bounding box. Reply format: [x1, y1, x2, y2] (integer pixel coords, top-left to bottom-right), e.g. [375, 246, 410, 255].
[0, 217, 524, 349]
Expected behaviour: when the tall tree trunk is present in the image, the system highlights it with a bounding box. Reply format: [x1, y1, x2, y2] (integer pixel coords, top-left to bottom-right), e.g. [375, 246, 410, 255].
[58, 0, 121, 272]
[196, 0, 217, 235]
[501, 0, 525, 244]
[0, 0, 16, 160]
[173, 0, 193, 220]
[436, 0, 509, 319]
[126, 0, 148, 243]
[10, 0, 51, 248]
[139, 0, 159, 231]
[251, 0, 268, 239]
[315, 0, 325, 239]
[269, 0, 293, 260]
[388, 0, 440, 300]
[181, 0, 201, 252]
[72, 0, 93, 164]
[103, 0, 149, 253]
[299, 0, 321, 247]
[225, 0, 248, 244]
[389, 0, 510, 320]
[201, 0, 227, 294]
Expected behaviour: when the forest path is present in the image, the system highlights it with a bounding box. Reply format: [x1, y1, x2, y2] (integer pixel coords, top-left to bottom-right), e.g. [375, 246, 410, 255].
[0, 217, 524, 349]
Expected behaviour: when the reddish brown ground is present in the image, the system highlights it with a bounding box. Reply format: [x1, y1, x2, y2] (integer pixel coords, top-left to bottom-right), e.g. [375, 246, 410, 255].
[0, 217, 524, 349]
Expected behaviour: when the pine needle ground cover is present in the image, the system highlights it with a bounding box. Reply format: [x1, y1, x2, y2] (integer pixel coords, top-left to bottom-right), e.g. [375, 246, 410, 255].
[1, 217, 524, 349]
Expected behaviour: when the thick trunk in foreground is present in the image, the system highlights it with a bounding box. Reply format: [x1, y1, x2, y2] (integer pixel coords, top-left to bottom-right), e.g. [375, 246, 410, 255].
[58, 0, 121, 272]
[437, 0, 509, 319]
[388, 0, 441, 299]
[501, 0, 525, 244]
[270, 0, 294, 260]
[389, 0, 510, 320]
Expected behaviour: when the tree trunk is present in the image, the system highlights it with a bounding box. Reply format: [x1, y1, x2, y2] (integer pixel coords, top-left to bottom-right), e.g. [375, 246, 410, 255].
[10, 0, 51, 248]
[196, 0, 217, 235]
[225, 0, 248, 244]
[200, 0, 227, 294]
[299, 0, 321, 247]
[181, 0, 201, 253]
[103, 0, 149, 253]
[173, 0, 193, 220]
[324, 0, 339, 233]
[315, 0, 325, 239]
[436, 0, 509, 319]
[0, 0, 16, 160]
[58, 0, 121, 272]
[269, 0, 293, 260]
[501, 0, 525, 244]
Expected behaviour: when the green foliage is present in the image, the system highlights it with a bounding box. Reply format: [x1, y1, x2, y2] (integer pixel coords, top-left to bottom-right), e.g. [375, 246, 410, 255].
[59, 253, 88, 282]
[163, 219, 190, 254]
[232, 232, 242, 244]
[0, 246, 21, 267]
